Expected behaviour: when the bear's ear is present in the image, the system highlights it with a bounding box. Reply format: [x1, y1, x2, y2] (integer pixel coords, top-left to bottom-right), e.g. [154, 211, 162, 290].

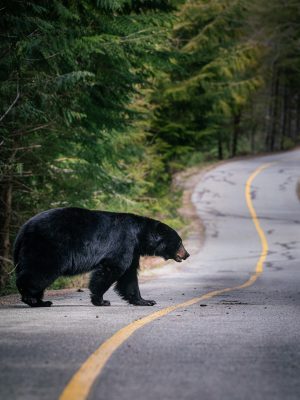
[155, 222, 166, 236]
[151, 231, 162, 243]
[150, 222, 164, 243]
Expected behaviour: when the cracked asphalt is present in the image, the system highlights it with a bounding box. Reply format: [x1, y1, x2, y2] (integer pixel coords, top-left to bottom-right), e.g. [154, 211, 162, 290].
[0, 149, 299, 400]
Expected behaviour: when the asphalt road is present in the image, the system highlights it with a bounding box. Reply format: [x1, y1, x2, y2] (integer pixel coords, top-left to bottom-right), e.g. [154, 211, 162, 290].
[1, 150, 300, 400]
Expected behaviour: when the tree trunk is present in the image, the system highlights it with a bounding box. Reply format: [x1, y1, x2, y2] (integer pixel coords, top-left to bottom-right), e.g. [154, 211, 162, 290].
[265, 75, 275, 150]
[265, 67, 281, 151]
[231, 112, 241, 157]
[250, 100, 256, 153]
[296, 94, 300, 139]
[269, 72, 280, 151]
[250, 123, 256, 153]
[280, 81, 289, 150]
[217, 133, 223, 160]
[290, 93, 297, 140]
[0, 180, 13, 290]
[286, 92, 292, 138]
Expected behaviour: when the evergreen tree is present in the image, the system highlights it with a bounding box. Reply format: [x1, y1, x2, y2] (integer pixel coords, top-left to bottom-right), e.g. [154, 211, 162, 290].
[249, 0, 300, 151]
[0, 0, 176, 290]
[151, 0, 263, 164]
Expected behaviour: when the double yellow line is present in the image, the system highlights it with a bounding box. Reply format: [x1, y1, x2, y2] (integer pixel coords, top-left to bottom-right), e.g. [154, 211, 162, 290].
[59, 162, 273, 400]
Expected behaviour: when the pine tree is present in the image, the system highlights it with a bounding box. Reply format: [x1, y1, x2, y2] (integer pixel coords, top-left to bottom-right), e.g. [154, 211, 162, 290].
[248, 0, 300, 151]
[0, 0, 176, 290]
[151, 0, 264, 163]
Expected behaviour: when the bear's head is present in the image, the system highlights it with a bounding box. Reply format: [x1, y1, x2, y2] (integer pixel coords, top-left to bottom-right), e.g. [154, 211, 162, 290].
[147, 221, 189, 262]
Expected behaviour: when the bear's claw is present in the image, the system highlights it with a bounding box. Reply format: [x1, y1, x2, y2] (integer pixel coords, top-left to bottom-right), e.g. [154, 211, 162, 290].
[131, 299, 156, 306]
[41, 301, 53, 307]
[22, 297, 53, 307]
[91, 296, 111, 306]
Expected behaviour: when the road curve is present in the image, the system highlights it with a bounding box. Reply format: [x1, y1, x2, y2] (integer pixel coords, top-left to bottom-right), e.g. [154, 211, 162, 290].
[1, 150, 300, 400]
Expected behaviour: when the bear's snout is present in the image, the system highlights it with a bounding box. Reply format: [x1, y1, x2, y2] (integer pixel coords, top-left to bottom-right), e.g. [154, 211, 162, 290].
[175, 244, 189, 262]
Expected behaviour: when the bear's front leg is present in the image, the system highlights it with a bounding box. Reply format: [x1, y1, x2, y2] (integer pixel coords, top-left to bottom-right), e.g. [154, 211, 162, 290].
[89, 267, 120, 306]
[115, 265, 156, 306]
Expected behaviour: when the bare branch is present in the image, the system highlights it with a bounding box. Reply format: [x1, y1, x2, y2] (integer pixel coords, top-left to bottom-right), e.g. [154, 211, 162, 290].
[12, 123, 52, 137]
[0, 82, 20, 122]
[0, 256, 14, 267]
[14, 144, 42, 152]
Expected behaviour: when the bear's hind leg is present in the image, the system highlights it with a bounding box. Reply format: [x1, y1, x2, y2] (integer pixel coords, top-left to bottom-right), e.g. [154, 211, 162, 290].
[22, 292, 52, 308]
[89, 266, 121, 306]
[115, 266, 156, 306]
[16, 273, 53, 307]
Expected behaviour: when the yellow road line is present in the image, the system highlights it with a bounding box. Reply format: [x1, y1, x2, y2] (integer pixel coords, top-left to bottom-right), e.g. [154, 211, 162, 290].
[59, 162, 273, 400]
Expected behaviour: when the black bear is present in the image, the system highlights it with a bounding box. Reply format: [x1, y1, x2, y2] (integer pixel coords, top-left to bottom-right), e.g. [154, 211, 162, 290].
[14, 207, 189, 307]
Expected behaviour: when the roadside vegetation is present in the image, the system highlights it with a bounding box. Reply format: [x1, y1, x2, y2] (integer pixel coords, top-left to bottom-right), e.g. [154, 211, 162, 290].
[1, 0, 299, 294]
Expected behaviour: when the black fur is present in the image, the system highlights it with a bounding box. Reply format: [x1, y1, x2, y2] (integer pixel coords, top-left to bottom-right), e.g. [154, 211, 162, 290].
[14, 207, 189, 307]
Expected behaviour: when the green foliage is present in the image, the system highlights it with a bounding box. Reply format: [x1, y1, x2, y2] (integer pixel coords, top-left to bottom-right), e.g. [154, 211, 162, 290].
[0, 0, 179, 292]
[248, 0, 300, 151]
[1, 0, 175, 206]
[150, 0, 265, 164]
[150, 0, 300, 166]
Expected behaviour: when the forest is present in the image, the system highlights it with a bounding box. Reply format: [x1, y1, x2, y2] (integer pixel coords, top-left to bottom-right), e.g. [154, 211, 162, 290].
[1, 0, 299, 294]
